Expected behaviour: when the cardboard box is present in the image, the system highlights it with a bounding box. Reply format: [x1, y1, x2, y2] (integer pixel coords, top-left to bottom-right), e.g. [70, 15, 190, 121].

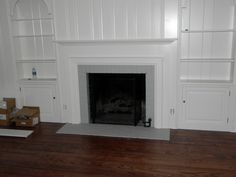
[13, 106, 40, 127]
[0, 98, 16, 126]
[0, 109, 9, 126]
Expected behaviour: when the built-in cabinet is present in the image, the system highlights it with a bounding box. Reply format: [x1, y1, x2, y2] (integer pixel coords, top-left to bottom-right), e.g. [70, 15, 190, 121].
[180, 85, 231, 131]
[10, 0, 59, 122]
[179, 0, 236, 131]
[19, 81, 60, 122]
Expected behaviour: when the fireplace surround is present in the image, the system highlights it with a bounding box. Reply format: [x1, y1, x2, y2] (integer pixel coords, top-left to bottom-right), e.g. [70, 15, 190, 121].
[78, 65, 155, 127]
[55, 40, 177, 128]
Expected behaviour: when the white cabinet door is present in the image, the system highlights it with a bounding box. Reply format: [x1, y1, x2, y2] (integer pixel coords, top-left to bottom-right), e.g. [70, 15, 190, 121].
[180, 86, 230, 131]
[20, 83, 60, 123]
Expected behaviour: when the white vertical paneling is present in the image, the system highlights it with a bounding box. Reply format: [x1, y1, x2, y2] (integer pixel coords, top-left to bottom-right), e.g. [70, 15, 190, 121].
[213, 0, 235, 30]
[35, 37, 43, 58]
[73, 0, 80, 39]
[181, 62, 231, 81]
[180, 63, 189, 80]
[210, 63, 231, 80]
[101, 0, 115, 39]
[188, 63, 202, 79]
[211, 32, 233, 58]
[189, 33, 203, 57]
[89, 0, 95, 40]
[64, 0, 71, 39]
[127, 0, 137, 39]
[151, 0, 162, 38]
[53, 0, 177, 40]
[201, 62, 211, 80]
[114, 0, 128, 39]
[202, 33, 213, 57]
[136, 0, 152, 38]
[43, 37, 54, 57]
[54, 0, 67, 39]
[77, 0, 93, 40]
[0, 0, 17, 97]
[189, 0, 204, 30]
[181, 33, 189, 58]
[67, 0, 77, 40]
[164, 0, 178, 38]
[204, 0, 214, 30]
[92, 0, 103, 39]
[181, 0, 190, 31]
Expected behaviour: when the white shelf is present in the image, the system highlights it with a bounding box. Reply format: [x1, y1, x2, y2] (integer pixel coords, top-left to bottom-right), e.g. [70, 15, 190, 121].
[13, 34, 54, 38]
[181, 29, 235, 33]
[12, 18, 53, 21]
[16, 59, 56, 63]
[19, 78, 57, 84]
[180, 79, 233, 84]
[180, 58, 235, 63]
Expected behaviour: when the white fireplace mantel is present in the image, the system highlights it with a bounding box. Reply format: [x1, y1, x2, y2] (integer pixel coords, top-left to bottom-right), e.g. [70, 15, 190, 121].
[54, 38, 177, 45]
[56, 40, 177, 129]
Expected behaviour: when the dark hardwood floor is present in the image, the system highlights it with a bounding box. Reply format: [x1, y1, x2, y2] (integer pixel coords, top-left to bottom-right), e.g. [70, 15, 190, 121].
[0, 123, 236, 177]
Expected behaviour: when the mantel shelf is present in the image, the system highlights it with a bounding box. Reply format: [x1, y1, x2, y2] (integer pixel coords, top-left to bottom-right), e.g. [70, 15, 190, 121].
[54, 38, 178, 45]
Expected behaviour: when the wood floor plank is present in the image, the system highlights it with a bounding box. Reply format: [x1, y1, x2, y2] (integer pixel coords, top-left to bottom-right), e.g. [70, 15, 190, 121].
[0, 123, 236, 177]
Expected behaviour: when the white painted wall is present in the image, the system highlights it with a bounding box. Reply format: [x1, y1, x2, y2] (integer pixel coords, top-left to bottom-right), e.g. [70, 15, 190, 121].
[53, 0, 178, 40]
[0, 0, 17, 99]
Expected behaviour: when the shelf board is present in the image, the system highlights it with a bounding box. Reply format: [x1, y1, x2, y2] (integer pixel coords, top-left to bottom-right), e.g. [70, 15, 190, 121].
[180, 58, 234, 62]
[181, 29, 235, 33]
[16, 59, 56, 63]
[54, 38, 178, 45]
[12, 17, 53, 21]
[180, 79, 233, 84]
[19, 78, 57, 83]
[13, 34, 54, 38]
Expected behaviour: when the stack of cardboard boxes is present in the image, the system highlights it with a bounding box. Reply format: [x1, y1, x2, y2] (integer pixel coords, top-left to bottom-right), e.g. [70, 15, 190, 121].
[0, 98, 40, 127]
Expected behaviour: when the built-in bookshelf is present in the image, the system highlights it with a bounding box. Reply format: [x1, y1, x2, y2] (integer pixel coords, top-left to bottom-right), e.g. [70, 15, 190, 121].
[179, 0, 236, 83]
[11, 0, 56, 81]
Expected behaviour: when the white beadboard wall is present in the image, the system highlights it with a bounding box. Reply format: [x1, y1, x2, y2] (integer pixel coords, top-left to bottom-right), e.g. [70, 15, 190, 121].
[53, 0, 178, 40]
[0, 0, 17, 98]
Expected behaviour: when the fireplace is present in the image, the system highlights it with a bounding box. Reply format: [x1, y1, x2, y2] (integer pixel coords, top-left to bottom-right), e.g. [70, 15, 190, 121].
[77, 65, 155, 127]
[88, 73, 145, 125]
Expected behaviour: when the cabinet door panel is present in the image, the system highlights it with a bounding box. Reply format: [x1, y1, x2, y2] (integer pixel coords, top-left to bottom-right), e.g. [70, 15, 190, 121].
[180, 86, 230, 131]
[20, 84, 60, 122]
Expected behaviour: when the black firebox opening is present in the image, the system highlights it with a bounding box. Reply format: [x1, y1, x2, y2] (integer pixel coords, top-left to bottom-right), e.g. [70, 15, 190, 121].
[88, 73, 145, 126]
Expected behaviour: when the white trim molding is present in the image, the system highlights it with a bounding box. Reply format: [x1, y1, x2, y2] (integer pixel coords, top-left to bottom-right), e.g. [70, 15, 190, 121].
[64, 57, 163, 128]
